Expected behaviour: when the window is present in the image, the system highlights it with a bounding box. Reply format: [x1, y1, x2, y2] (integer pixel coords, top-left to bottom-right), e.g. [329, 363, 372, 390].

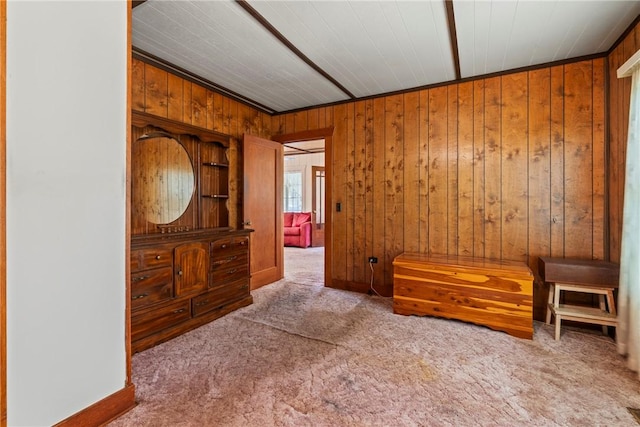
[284, 171, 303, 212]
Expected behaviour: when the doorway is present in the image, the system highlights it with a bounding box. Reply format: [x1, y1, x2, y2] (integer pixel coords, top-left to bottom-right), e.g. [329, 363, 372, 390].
[283, 139, 325, 283]
[272, 127, 334, 287]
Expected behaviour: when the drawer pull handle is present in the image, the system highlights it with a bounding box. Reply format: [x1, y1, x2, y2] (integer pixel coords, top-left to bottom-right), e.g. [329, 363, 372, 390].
[132, 293, 148, 300]
[221, 244, 227, 249]
[155, 255, 161, 260]
[173, 308, 186, 314]
[196, 300, 210, 306]
[132, 275, 150, 282]
[227, 268, 237, 275]
[212, 256, 237, 266]
[177, 270, 183, 276]
[239, 241, 246, 246]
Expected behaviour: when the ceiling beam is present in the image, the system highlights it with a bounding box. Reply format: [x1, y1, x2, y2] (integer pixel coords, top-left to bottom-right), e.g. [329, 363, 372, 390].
[235, 0, 356, 100]
[444, 0, 461, 80]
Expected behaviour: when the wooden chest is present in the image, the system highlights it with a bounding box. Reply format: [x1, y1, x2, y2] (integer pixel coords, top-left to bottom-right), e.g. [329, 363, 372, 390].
[393, 253, 534, 339]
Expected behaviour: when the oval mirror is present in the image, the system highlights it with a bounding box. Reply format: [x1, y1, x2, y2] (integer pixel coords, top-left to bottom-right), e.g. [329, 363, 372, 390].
[132, 135, 195, 225]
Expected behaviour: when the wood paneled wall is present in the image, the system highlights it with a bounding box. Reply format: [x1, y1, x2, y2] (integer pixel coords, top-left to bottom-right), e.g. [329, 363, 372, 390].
[131, 58, 271, 228]
[272, 59, 607, 318]
[133, 54, 615, 320]
[608, 19, 640, 263]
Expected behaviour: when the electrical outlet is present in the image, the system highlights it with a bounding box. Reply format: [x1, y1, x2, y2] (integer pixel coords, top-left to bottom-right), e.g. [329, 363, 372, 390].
[368, 256, 378, 264]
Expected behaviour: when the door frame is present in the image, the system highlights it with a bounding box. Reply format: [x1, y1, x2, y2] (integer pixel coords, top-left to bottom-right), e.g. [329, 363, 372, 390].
[311, 165, 325, 247]
[272, 127, 333, 287]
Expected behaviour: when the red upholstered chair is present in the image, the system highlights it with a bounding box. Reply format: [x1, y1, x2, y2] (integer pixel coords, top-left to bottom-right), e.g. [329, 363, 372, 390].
[284, 212, 312, 248]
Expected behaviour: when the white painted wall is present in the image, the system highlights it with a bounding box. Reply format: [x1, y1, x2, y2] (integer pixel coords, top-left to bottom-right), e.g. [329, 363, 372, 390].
[284, 153, 324, 212]
[6, 1, 128, 425]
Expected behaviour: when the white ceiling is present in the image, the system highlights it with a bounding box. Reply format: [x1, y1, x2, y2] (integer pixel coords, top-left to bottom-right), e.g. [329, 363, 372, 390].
[132, 0, 640, 114]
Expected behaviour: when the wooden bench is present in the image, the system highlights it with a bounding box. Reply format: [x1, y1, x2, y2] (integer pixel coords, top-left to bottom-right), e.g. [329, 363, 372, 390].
[393, 253, 534, 339]
[538, 257, 619, 340]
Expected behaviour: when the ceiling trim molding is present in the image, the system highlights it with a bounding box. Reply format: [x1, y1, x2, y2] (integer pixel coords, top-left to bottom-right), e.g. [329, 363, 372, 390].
[444, 0, 461, 80]
[234, 0, 356, 100]
[273, 51, 607, 116]
[132, 48, 276, 115]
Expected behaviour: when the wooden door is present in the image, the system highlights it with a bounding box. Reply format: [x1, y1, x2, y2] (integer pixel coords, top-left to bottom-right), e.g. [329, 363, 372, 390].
[243, 134, 283, 289]
[174, 242, 208, 296]
[311, 166, 325, 247]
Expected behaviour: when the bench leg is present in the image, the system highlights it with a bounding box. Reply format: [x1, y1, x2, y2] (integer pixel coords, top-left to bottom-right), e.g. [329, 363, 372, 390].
[599, 295, 608, 335]
[546, 283, 555, 325]
[607, 290, 617, 316]
[555, 314, 561, 340]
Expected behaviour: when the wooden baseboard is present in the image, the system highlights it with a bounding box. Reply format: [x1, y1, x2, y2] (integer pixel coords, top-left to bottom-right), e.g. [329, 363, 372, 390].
[54, 383, 135, 427]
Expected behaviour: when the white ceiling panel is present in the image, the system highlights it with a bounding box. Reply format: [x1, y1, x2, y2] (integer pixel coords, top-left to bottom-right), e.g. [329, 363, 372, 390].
[248, 0, 455, 98]
[132, 0, 350, 112]
[132, 0, 640, 113]
[455, 0, 640, 78]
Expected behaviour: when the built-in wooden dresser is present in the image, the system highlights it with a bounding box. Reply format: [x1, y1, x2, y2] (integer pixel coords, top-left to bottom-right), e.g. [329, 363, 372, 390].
[393, 253, 534, 339]
[131, 229, 252, 353]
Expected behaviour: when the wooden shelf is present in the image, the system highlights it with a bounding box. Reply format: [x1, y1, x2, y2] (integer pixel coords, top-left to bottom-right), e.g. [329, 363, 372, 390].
[549, 304, 618, 326]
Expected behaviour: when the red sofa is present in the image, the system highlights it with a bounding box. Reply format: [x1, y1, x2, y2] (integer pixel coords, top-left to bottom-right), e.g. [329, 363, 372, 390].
[284, 212, 312, 248]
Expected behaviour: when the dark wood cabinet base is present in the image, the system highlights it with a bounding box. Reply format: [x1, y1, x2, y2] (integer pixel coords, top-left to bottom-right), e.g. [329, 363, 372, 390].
[132, 295, 252, 353]
[131, 229, 252, 353]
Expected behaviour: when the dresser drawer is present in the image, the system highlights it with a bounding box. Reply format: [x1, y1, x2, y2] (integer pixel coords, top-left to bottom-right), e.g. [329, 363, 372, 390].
[211, 236, 249, 253]
[210, 263, 248, 287]
[210, 252, 248, 273]
[131, 247, 172, 271]
[131, 299, 191, 342]
[131, 266, 173, 310]
[192, 280, 249, 316]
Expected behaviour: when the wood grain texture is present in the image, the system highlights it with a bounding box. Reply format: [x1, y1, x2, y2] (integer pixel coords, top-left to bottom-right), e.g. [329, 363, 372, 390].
[483, 77, 502, 260]
[346, 103, 355, 283]
[607, 20, 640, 263]
[564, 62, 593, 259]
[457, 82, 474, 257]
[269, 58, 607, 319]
[144, 64, 167, 117]
[447, 85, 458, 256]
[428, 87, 448, 255]
[384, 95, 404, 290]
[393, 253, 533, 339]
[167, 73, 183, 122]
[500, 72, 528, 262]
[332, 103, 347, 282]
[472, 80, 486, 259]
[364, 100, 375, 287]
[131, 55, 610, 319]
[372, 98, 386, 291]
[403, 92, 420, 254]
[131, 58, 145, 112]
[353, 101, 366, 283]
[527, 68, 552, 320]
[550, 66, 565, 258]
[592, 58, 606, 261]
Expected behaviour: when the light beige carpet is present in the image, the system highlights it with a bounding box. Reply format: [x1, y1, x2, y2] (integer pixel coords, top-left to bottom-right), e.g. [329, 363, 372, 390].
[110, 248, 640, 426]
